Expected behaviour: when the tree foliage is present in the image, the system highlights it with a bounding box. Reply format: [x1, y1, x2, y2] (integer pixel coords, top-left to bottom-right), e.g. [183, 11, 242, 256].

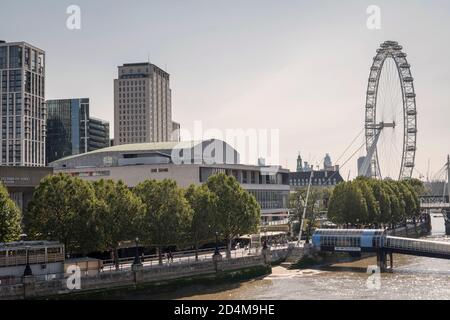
[25, 173, 99, 254]
[328, 178, 423, 227]
[206, 173, 260, 257]
[289, 186, 330, 241]
[134, 179, 192, 264]
[0, 183, 22, 243]
[185, 184, 218, 260]
[93, 179, 145, 269]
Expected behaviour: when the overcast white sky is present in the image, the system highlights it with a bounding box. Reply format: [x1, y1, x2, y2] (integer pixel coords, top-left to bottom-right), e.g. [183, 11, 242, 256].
[1, 0, 449, 179]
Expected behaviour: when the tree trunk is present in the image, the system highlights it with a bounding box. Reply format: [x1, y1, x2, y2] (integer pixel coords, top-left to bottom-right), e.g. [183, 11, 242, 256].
[158, 247, 163, 265]
[114, 247, 120, 271]
[226, 238, 231, 259]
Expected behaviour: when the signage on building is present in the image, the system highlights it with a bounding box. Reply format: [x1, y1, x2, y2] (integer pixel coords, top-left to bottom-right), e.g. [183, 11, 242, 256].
[0, 176, 31, 185]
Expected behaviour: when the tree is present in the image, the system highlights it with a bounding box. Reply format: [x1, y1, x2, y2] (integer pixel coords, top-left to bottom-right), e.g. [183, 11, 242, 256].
[328, 181, 368, 227]
[383, 181, 404, 230]
[93, 179, 145, 270]
[327, 182, 347, 225]
[367, 179, 391, 227]
[355, 178, 380, 225]
[289, 186, 329, 242]
[134, 179, 192, 265]
[185, 184, 218, 261]
[25, 173, 99, 255]
[408, 178, 426, 197]
[403, 180, 422, 233]
[0, 183, 22, 243]
[206, 173, 260, 258]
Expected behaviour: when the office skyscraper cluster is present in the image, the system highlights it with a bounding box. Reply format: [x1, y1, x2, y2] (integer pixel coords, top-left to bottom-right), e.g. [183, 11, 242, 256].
[1, 40, 182, 166]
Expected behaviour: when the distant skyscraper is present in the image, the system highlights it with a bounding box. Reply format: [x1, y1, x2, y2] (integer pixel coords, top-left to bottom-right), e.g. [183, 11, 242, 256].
[0, 41, 46, 166]
[46, 98, 110, 163]
[114, 62, 179, 145]
[357, 156, 371, 177]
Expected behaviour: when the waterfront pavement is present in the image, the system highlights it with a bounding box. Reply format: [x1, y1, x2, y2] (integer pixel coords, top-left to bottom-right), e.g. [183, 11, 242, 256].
[101, 244, 290, 273]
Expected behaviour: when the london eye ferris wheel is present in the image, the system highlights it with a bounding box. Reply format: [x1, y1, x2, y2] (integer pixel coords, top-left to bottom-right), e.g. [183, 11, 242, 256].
[359, 40, 417, 180]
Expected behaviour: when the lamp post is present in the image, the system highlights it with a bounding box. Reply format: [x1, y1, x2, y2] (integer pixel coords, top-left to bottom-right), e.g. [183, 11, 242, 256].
[23, 246, 32, 276]
[263, 227, 268, 249]
[214, 231, 220, 256]
[133, 237, 141, 266]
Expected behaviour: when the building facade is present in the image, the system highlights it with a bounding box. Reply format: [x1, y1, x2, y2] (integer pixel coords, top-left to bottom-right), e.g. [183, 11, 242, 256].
[46, 98, 110, 163]
[291, 152, 343, 189]
[88, 117, 110, 151]
[289, 170, 344, 189]
[50, 139, 290, 222]
[172, 121, 180, 142]
[0, 165, 53, 213]
[0, 41, 46, 166]
[114, 62, 181, 145]
[46, 98, 89, 163]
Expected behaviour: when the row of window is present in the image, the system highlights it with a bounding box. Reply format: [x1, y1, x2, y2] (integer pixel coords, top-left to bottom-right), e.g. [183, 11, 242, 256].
[118, 92, 146, 98]
[118, 137, 147, 143]
[290, 178, 337, 186]
[118, 98, 148, 104]
[118, 86, 146, 92]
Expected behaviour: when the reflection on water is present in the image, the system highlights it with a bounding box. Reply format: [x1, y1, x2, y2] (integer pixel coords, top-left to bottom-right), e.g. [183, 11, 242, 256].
[141, 215, 450, 300]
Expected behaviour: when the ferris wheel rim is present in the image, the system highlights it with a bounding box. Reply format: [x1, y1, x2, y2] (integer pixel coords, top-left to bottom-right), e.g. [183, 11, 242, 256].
[364, 40, 417, 180]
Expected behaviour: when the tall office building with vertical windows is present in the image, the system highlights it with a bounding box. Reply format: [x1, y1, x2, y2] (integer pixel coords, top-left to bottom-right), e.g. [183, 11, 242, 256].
[46, 98, 89, 164]
[0, 41, 46, 166]
[114, 62, 178, 145]
[46, 98, 110, 163]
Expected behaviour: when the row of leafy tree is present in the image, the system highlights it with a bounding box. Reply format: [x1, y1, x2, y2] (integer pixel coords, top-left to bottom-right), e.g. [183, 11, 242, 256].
[327, 177, 424, 227]
[0, 173, 260, 267]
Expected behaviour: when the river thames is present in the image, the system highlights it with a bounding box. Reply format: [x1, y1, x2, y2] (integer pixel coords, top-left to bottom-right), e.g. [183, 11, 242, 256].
[138, 214, 450, 300]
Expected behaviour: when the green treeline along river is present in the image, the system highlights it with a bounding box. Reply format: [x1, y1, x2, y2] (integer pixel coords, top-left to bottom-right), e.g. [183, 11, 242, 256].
[134, 215, 450, 300]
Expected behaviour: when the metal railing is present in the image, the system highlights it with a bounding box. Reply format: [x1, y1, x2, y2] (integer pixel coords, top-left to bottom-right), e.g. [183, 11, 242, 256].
[385, 236, 450, 255]
[261, 219, 290, 226]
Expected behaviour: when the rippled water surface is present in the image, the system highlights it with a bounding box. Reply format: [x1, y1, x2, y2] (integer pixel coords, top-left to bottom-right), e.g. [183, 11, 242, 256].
[136, 215, 450, 300]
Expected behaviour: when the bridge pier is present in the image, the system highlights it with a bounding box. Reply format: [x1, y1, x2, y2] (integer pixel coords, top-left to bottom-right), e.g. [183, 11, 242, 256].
[376, 250, 393, 273]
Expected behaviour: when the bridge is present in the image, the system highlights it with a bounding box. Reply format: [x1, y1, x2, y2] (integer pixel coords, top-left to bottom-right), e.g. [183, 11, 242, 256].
[420, 195, 450, 210]
[312, 228, 450, 272]
[419, 155, 450, 212]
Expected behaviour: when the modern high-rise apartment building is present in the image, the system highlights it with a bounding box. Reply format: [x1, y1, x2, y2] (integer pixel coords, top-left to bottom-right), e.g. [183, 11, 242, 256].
[114, 62, 176, 145]
[0, 41, 46, 166]
[46, 98, 110, 163]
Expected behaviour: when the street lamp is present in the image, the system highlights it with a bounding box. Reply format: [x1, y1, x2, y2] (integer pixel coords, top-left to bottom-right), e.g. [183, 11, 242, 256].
[23, 246, 32, 276]
[214, 231, 220, 255]
[263, 227, 268, 249]
[133, 237, 141, 266]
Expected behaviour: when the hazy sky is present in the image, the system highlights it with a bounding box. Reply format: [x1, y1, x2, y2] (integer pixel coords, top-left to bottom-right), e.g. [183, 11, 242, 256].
[1, 0, 449, 179]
